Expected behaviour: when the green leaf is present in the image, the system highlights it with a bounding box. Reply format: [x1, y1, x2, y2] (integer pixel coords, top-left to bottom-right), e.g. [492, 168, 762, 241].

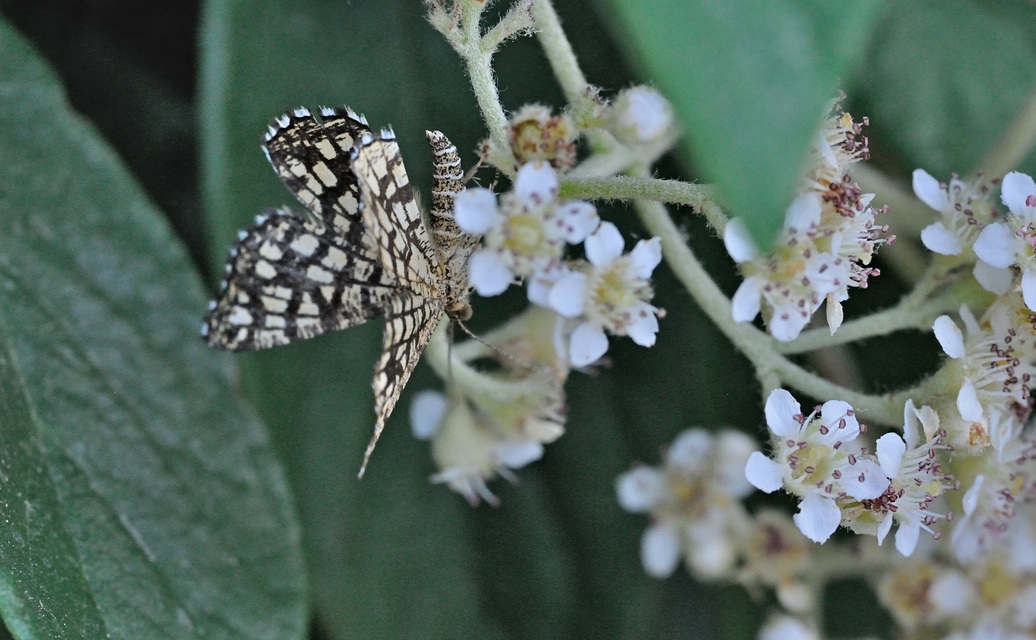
[0, 18, 306, 640]
[602, 0, 883, 247]
[856, 0, 1036, 178]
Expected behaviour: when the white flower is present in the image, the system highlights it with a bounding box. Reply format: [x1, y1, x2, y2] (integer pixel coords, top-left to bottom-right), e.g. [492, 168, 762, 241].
[931, 306, 1036, 445]
[726, 194, 864, 342]
[950, 410, 1036, 562]
[856, 411, 950, 558]
[913, 169, 1000, 258]
[641, 522, 681, 578]
[454, 162, 599, 296]
[617, 428, 755, 580]
[608, 85, 674, 145]
[973, 171, 1036, 310]
[533, 222, 662, 367]
[415, 386, 565, 506]
[745, 389, 887, 543]
[727, 107, 889, 342]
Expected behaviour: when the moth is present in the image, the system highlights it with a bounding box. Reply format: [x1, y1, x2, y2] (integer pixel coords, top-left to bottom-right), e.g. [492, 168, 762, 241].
[203, 107, 478, 477]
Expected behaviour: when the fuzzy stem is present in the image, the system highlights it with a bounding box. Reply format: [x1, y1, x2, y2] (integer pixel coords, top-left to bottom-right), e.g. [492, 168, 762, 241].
[561, 175, 728, 232]
[531, 0, 587, 106]
[425, 320, 549, 403]
[458, 2, 511, 153]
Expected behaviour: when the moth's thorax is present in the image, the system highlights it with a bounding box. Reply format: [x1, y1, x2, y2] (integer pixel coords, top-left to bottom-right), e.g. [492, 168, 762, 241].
[446, 297, 473, 322]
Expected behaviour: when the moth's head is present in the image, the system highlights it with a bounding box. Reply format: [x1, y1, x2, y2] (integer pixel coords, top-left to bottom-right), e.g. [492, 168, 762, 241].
[446, 298, 473, 322]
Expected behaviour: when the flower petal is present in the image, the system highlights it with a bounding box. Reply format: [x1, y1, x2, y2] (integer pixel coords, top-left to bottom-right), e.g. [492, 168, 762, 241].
[409, 390, 449, 440]
[912, 168, 948, 212]
[875, 513, 893, 545]
[783, 193, 822, 234]
[876, 432, 906, 478]
[641, 522, 682, 578]
[615, 466, 665, 512]
[556, 201, 599, 243]
[454, 188, 500, 235]
[723, 217, 758, 263]
[841, 459, 888, 501]
[956, 378, 984, 423]
[920, 222, 962, 255]
[1022, 269, 1036, 312]
[569, 322, 608, 366]
[745, 451, 784, 493]
[768, 304, 811, 342]
[1000, 171, 1036, 217]
[933, 315, 966, 359]
[514, 161, 559, 206]
[731, 277, 762, 322]
[626, 303, 659, 347]
[793, 493, 841, 543]
[894, 521, 921, 557]
[765, 388, 803, 437]
[825, 294, 844, 334]
[629, 237, 662, 279]
[495, 440, 544, 468]
[961, 475, 984, 516]
[585, 222, 625, 266]
[973, 223, 1017, 269]
[469, 250, 513, 296]
[547, 271, 587, 318]
[527, 263, 564, 308]
[973, 260, 1013, 295]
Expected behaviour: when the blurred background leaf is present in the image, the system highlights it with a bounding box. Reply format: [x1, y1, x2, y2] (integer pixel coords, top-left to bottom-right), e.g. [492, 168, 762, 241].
[0, 15, 305, 640]
[603, 0, 884, 248]
[2, 0, 1035, 638]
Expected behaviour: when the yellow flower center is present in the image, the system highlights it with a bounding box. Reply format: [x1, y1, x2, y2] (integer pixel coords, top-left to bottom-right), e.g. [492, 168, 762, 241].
[503, 214, 548, 256]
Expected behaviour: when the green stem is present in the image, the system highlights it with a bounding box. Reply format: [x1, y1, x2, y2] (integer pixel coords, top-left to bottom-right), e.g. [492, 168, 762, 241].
[459, 3, 511, 153]
[778, 294, 960, 354]
[561, 175, 728, 232]
[426, 320, 548, 403]
[531, 0, 587, 106]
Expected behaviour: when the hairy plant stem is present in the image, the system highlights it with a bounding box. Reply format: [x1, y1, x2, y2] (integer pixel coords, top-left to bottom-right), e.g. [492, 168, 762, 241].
[458, 1, 510, 153]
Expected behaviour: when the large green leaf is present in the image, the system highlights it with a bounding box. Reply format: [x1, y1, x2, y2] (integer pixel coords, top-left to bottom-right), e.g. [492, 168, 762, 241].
[0, 18, 305, 640]
[602, 0, 883, 247]
[855, 0, 1036, 178]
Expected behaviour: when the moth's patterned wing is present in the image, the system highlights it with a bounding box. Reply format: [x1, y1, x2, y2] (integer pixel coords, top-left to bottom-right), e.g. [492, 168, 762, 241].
[348, 132, 450, 476]
[360, 293, 445, 476]
[426, 130, 480, 308]
[350, 132, 442, 297]
[263, 106, 371, 245]
[202, 208, 397, 351]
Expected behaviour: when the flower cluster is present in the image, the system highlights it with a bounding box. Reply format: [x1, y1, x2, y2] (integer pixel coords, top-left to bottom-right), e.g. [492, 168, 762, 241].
[410, 380, 565, 506]
[409, 78, 675, 502]
[877, 505, 1036, 638]
[725, 106, 891, 341]
[745, 389, 951, 555]
[615, 428, 756, 579]
[455, 159, 664, 367]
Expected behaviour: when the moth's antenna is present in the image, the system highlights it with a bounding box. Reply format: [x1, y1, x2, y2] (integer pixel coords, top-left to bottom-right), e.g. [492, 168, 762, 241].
[447, 321, 456, 380]
[454, 320, 538, 372]
[460, 156, 484, 185]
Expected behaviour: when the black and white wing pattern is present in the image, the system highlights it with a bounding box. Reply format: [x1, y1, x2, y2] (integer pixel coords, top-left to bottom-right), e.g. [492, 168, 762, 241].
[203, 106, 478, 477]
